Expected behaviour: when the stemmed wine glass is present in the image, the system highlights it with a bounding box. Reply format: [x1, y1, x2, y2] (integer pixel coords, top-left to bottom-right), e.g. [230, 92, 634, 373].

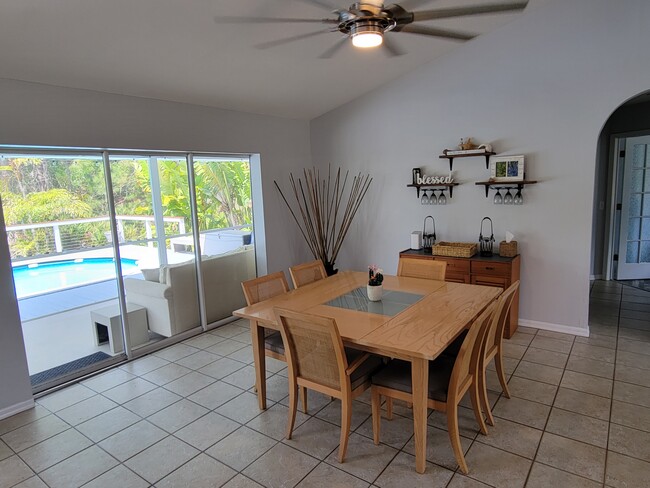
[428, 189, 438, 205]
[438, 190, 447, 205]
[514, 189, 523, 205]
[493, 188, 503, 204]
[421, 190, 429, 205]
[504, 189, 514, 205]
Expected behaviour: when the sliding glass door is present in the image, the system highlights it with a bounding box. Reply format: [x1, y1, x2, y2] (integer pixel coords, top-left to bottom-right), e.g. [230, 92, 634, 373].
[1, 152, 123, 391]
[0, 148, 256, 392]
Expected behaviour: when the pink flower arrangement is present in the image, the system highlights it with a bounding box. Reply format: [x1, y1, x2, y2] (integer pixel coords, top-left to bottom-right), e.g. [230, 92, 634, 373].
[368, 265, 384, 286]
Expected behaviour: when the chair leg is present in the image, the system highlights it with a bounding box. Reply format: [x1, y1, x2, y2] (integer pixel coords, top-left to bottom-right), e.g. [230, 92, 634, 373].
[470, 377, 488, 436]
[371, 388, 381, 445]
[479, 367, 495, 427]
[495, 351, 511, 398]
[447, 402, 469, 475]
[338, 395, 353, 463]
[386, 397, 393, 420]
[300, 387, 308, 414]
[286, 381, 298, 440]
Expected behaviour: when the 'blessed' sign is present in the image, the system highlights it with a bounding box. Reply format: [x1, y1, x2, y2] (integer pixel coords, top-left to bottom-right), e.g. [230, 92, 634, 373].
[416, 173, 454, 185]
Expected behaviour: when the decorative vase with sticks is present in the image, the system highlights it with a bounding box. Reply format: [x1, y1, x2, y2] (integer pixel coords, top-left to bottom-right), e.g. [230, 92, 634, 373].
[274, 166, 372, 275]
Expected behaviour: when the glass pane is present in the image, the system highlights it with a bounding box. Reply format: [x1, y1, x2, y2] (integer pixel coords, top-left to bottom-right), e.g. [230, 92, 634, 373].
[630, 194, 642, 216]
[645, 170, 650, 191]
[628, 218, 641, 240]
[643, 218, 650, 241]
[632, 144, 647, 168]
[632, 169, 644, 192]
[627, 241, 639, 263]
[641, 241, 650, 263]
[0, 153, 119, 391]
[644, 193, 650, 216]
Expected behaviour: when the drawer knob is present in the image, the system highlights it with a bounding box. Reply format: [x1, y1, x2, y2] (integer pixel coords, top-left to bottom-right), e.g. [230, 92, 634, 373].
[485, 266, 494, 270]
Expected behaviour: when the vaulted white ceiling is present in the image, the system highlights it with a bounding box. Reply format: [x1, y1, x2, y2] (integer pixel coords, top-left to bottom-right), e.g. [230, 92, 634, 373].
[0, 0, 537, 119]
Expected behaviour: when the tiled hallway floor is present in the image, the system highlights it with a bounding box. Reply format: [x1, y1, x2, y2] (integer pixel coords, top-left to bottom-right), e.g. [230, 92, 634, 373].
[1, 280, 650, 487]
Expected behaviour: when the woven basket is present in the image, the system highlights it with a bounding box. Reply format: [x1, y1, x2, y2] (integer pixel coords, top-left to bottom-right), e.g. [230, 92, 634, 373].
[431, 242, 478, 258]
[499, 241, 518, 257]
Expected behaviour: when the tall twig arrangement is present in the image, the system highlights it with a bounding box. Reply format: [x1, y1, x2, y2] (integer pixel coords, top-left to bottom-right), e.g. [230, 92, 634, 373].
[274, 166, 372, 275]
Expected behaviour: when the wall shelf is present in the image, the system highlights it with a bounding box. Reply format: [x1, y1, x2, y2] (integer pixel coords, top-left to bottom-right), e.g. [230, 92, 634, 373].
[439, 150, 495, 171]
[475, 180, 538, 198]
[407, 183, 459, 199]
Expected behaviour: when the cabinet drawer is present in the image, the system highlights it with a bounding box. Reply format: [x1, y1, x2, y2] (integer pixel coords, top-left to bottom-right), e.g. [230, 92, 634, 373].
[471, 275, 507, 288]
[434, 257, 470, 274]
[470, 261, 510, 276]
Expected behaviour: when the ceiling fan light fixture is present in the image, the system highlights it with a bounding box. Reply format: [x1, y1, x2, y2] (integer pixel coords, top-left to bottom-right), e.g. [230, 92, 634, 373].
[350, 21, 383, 48]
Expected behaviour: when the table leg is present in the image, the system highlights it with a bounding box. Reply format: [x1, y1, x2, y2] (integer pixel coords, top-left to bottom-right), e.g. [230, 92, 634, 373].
[250, 320, 267, 410]
[412, 357, 428, 474]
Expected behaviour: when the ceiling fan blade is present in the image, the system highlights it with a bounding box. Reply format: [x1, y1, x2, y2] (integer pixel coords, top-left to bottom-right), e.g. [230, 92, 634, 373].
[319, 37, 348, 58]
[382, 36, 405, 56]
[214, 15, 337, 24]
[256, 29, 332, 49]
[412, 1, 528, 22]
[292, 0, 341, 12]
[397, 0, 439, 11]
[399, 24, 475, 41]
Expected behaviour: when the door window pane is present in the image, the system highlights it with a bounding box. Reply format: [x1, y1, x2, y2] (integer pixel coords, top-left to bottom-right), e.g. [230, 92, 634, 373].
[641, 241, 650, 263]
[632, 169, 644, 192]
[632, 144, 647, 168]
[642, 218, 650, 241]
[628, 218, 641, 240]
[630, 194, 642, 216]
[627, 241, 639, 263]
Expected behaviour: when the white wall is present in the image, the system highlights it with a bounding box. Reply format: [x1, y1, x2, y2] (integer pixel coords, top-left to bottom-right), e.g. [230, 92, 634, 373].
[310, 0, 650, 334]
[0, 78, 311, 413]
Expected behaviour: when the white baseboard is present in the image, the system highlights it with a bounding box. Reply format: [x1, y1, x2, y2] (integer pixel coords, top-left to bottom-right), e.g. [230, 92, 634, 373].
[590, 274, 603, 280]
[0, 398, 35, 421]
[519, 319, 589, 337]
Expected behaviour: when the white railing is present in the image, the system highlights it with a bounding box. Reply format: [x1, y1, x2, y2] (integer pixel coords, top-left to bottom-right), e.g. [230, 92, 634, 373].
[7, 215, 186, 253]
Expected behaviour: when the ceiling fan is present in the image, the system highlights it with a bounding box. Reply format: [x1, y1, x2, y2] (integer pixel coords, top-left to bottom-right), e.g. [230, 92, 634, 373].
[214, 1, 529, 58]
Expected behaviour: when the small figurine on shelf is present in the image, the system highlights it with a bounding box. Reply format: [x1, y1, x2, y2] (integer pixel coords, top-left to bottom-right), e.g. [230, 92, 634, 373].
[459, 137, 477, 151]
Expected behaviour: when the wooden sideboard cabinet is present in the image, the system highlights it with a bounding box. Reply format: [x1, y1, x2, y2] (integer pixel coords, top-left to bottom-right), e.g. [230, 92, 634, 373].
[399, 249, 520, 338]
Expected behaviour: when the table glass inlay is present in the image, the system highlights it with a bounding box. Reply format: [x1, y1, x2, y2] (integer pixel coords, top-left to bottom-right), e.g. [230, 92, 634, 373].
[325, 287, 424, 317]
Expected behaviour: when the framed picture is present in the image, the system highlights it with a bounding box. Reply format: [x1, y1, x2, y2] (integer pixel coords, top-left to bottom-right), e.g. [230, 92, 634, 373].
[490, 155, 525, 182]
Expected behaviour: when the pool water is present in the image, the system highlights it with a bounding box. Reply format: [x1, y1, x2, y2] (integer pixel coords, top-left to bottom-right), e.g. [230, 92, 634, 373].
[12, 257, 140, 298]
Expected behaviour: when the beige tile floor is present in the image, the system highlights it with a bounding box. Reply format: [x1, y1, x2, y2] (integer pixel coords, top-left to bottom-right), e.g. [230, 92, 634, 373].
[2, 280, 650, 487]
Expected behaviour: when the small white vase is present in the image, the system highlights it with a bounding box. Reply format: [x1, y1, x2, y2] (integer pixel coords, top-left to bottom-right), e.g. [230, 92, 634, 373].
[367, 284, 383, 302]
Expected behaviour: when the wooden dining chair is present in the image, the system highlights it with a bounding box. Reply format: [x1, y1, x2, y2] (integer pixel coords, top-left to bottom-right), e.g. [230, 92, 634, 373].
[370, 300, 497, 474]
[477, 281, 520, 426]
[289, 259, 327, 288]
[274, 307, 383, 463]
[397, 256, 447, 281]
[241, 272, 308, 413]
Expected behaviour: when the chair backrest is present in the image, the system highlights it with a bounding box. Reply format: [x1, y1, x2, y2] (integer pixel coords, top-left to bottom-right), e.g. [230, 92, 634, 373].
[397, 257, 447, 281]
[448, 300, 497, 402]
[241, 271, 290, 306]
[484, 281, 520, 354]
[289, 260, 327, 288]
[274, 308, 347, 392]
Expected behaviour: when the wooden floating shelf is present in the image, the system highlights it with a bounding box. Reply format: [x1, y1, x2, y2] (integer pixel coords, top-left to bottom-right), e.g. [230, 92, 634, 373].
[407, 182, 460, 198]
[475, 180, 538, 198]
[439, 151, 495, 171]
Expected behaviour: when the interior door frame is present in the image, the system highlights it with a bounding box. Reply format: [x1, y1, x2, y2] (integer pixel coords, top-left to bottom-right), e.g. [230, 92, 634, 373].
[604, 130, 650, 280]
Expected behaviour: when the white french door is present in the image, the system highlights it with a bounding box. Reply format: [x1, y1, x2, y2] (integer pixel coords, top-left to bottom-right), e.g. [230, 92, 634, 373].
[617, 135, 650, 280]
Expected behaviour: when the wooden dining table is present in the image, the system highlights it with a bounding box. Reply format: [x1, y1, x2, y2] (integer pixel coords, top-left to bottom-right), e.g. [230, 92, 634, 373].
[233, 271, 501, 474]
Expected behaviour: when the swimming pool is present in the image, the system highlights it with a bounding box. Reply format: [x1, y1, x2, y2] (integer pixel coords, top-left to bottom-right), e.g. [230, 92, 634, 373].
[12, 257, 140, 298]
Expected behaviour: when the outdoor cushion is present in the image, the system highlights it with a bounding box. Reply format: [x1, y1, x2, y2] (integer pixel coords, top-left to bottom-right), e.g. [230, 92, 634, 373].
[140, 268, 159, 282]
